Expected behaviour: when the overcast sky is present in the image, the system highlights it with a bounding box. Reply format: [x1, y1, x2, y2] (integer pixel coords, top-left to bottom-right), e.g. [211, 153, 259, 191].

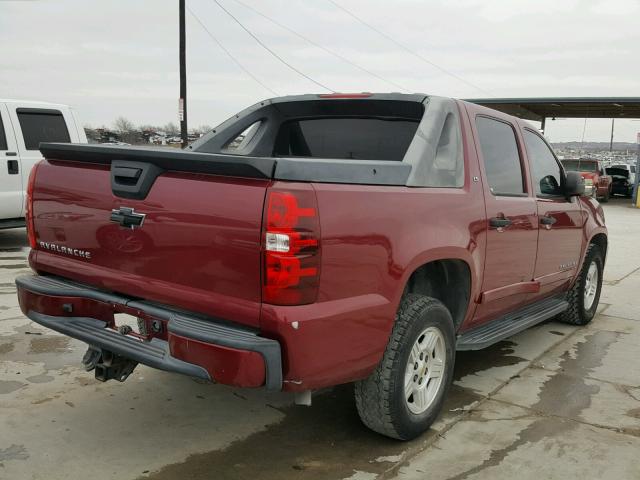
[2, 0, 640, 143]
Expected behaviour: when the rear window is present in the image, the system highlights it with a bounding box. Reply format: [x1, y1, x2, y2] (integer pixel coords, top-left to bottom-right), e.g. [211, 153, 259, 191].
[17, 109, 71, 150]
[607, 167, 629, 178]
[273, 118, 419, 161]
[475, 116, 524, 195]
[561, 160, 597, 172]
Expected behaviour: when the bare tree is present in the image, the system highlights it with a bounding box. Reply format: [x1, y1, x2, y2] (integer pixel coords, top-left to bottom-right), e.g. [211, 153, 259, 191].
[191, 125, 213, 135]
[113, 116, 136, 133]
[113, 117, 140, 144]
[163, 122, 179, 135]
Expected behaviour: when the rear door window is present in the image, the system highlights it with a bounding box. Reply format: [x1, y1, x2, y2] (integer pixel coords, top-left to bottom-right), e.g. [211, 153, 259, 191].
[0, 113, 7, 150]
[475, 116, 525, 195]
[273, 118, 419, 161]
[16, 109, 70, 150]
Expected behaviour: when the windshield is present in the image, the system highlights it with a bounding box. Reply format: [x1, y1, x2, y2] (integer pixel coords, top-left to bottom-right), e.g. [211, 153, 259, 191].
[561, 160, 597, 172]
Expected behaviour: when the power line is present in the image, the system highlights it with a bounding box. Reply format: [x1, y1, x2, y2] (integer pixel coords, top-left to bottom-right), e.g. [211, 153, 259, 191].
[187, 6, 279, 96]
[213, 0, 334, 93]
[328, 0, 492, 96]
[231, 0, 411, 93]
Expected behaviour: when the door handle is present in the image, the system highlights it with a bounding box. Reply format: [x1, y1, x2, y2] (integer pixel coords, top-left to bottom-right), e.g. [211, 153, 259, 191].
[7, 160, 19, 175]
[540, 216, 557, 226]
[5, 151, 17, 157]
[489, 217, 512, 228]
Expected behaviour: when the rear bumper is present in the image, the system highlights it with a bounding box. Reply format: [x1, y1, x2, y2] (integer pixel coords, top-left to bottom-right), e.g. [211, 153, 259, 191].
[15, 274, 282, 390]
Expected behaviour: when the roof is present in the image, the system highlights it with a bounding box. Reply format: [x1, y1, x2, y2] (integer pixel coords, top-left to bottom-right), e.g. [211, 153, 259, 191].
[464, 97, 640, 121]
[0, 98, 70, 108]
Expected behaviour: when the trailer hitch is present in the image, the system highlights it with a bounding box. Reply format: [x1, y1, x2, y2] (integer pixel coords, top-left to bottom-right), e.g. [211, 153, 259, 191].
[81, 347, 138, 382]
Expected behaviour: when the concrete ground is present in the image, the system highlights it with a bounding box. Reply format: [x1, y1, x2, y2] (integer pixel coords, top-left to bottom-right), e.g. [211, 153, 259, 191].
[1, 197, 638, 480]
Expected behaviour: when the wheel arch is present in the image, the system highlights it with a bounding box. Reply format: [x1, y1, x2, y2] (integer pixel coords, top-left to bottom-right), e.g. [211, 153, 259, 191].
[401, 257, 473, 331]
[589, 232, 608, 263]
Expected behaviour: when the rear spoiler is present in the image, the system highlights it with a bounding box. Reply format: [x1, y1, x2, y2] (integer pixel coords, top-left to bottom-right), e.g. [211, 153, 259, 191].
[39, 142, 411, 187]
[39, 143, 275, 179]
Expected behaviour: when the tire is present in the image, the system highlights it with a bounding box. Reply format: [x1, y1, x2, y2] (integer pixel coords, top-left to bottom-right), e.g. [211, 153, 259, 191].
[354, 294, 455, 440]
[558, 244, 604, 326]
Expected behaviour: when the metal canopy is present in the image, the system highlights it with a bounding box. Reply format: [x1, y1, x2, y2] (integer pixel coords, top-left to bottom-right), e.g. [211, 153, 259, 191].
[464, 97, 640, 121]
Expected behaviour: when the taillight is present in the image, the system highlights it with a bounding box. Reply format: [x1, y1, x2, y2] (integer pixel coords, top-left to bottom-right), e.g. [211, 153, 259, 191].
[26, 162, 41, 249]
[263, 185, 320, 305]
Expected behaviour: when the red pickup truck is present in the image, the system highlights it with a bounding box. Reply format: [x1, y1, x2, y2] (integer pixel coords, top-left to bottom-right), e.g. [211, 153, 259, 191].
[16, 93, 607, 440]
[561, 158, 612, 202]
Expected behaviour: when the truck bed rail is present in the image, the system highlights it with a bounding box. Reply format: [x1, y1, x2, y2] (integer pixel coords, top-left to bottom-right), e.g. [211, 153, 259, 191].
[39, 142, 412, 186]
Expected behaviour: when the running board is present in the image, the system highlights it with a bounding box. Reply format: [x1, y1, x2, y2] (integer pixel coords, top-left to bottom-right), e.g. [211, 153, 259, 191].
[457, 296, 568, 351]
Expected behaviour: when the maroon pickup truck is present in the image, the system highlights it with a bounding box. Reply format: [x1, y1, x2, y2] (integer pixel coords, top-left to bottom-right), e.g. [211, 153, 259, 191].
[16, 93, 607, 440]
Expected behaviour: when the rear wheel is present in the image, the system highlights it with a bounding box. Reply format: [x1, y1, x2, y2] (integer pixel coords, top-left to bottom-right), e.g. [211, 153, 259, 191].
[558, 244, 604, 325]
[354, 294, 455, 440]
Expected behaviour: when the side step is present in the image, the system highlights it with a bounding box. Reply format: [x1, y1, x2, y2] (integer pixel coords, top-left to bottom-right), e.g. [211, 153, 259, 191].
[457, 296, 568, 351]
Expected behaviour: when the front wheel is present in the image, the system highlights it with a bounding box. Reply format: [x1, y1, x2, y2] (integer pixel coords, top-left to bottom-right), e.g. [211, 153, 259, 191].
[354, 294, 455, 440]
[558, 244, 604, 325]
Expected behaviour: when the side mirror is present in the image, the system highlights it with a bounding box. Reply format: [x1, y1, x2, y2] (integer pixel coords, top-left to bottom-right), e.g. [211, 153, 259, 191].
[564, 171, 585, 197]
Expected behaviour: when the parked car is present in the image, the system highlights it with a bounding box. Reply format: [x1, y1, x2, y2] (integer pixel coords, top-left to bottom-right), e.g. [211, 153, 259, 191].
[0, 99, 86, 228]
[606, 164, 636, 197]
[561, 158, 612, 202]
[16, 93, 607, 440]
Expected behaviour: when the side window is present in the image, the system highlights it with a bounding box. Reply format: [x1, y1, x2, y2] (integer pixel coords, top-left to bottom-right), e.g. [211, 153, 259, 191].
[475, 116, 524, 195]
[222, 121, 261, 152]
[0, 114, 7, 150]
[16, 109, 71, 150]
[523, 129, 562, 196]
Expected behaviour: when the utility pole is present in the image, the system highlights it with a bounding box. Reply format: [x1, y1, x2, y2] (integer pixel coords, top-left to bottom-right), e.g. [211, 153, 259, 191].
[634, 132, 640, 207]
[179, 0, 188, 148]
[609, 118, 615, 152]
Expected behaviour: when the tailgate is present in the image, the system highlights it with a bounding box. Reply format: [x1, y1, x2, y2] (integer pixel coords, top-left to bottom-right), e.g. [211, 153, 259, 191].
[31, 158, 270, 328]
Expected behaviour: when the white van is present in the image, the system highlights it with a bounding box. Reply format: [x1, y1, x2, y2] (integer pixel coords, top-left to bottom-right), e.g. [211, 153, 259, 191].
[0, 99, 86, 228]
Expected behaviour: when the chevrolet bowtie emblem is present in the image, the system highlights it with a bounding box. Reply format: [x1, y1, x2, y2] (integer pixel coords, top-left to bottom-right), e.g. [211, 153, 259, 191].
[110, 207, 146, 229]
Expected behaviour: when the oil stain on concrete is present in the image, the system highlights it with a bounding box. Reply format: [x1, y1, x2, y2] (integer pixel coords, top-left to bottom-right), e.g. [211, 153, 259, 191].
[25, 373, 55, 384]
[141, 384, 482, 480]
[28, 336, 70, 355]
[446, 330, 619, 480]
[453, 340, 525, 381]
[0, 444, 29, 462]
[0, 328, 79, 372]
[0, 380, 26, 395]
